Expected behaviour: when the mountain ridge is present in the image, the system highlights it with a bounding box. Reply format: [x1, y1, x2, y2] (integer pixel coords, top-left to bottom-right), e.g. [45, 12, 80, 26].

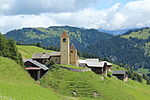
[98, 28, 130, 35]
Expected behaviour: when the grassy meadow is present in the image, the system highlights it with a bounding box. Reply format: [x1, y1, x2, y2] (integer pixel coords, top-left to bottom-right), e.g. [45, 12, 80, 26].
[17, 45, 54, 58]
[122, 28, 150, 39]
[40, 65, 150, 100]
[0, 57, 60, 100]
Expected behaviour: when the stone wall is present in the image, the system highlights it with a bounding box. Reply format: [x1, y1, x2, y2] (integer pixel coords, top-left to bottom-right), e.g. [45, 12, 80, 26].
[60, 66, 91, 72]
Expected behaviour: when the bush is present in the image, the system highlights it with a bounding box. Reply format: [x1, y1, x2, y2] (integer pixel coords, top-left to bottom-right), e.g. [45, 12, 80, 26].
[46, 60, 55, 68]
[107, 71, 112, 78]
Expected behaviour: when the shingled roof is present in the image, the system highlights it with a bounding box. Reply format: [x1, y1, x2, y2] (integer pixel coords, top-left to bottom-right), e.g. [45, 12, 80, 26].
[101, 61, 112, 66]
[23, 59, 49, 70]
[112, 71, 127, 75]
[32, 52, 60, 59]
[78, 59, 112, 68]
[86, 59, 104, 67]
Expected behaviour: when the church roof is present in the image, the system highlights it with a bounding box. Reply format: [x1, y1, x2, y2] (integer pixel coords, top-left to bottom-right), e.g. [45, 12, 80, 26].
[61, 32, 68, 37]
[70, 44, 76, 50]
[32, 52, 60, 59]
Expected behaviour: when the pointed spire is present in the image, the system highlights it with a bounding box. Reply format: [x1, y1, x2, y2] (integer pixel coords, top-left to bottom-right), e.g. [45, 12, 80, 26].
[61, 32, 68, 37]
[70, 44, 76, 50]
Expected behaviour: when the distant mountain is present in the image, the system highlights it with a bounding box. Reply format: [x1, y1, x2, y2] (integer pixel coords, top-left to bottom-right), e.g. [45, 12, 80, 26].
[5, 26, 113, 49]
[5, 26, 150, 77]
[98, 28, 130, 35]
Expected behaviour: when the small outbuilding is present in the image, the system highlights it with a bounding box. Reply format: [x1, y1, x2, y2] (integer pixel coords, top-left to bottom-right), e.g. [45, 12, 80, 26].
[112, 70, 128, 81]
[23, 59, 49, 80]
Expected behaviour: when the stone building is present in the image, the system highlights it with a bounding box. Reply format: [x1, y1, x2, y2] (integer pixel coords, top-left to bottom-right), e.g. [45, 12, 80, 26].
[70, 44, 79, 66]
[31, 32, 79, 66]
[60, 32, 70, 65]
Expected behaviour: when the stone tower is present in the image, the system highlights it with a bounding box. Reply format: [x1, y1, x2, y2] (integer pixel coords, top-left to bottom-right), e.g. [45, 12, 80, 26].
[70, 44, 78, 66]
[60, 32, 70, 65]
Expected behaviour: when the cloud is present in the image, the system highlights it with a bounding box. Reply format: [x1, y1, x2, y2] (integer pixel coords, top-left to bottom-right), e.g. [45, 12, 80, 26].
[0, 0, 98, 15]
[0, 0, 150, 34]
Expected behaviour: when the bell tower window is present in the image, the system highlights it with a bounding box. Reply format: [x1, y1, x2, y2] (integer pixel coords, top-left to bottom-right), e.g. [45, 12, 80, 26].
[63, 38, 66, 42]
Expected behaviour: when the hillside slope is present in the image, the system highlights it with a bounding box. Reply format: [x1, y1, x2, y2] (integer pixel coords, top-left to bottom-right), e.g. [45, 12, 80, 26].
[122, 28, 150, 39]
[121, 28, 150, 76]
[40, 66, 150, 100]
[0, 57, 59, 100]
[17, 45, 53, 58]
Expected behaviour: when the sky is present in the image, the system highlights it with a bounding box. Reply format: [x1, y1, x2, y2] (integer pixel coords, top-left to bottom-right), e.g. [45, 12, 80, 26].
[0, 0, 150, 34]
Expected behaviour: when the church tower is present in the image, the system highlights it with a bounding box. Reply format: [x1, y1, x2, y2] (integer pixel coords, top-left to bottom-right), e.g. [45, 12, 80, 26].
[70, 44, 78, 66]
[60, 32, 70, 65]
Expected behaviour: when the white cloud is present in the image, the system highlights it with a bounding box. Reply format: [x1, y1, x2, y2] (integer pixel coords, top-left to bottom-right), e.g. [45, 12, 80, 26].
[0, 0, 98, 15]
[0, 0, 150, 34]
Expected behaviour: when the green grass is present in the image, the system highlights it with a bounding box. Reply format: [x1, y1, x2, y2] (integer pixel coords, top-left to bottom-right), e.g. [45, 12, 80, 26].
[112, 63, 126, 71]
[40, 66, 150, 100]
[0, 57, 60, 100]
[122, 29, 150, 39]
[59, 64, 89, 69]
[17, 45, 54, 58]
[137, 68, 150, 76]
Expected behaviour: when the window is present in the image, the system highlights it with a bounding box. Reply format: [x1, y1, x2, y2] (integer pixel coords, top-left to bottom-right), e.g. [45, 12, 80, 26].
[63, 38, 66, 42]
[71, 50, 73, 53]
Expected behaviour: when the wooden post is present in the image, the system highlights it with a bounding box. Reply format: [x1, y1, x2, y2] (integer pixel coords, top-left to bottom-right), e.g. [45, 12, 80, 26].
[37, 70, 41, 80]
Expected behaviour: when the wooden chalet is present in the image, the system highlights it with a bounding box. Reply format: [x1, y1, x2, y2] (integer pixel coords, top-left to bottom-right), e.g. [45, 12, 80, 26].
[112, 70, 128, 81]
[23, 59, 49, 80]
[79, 59, 112, 75]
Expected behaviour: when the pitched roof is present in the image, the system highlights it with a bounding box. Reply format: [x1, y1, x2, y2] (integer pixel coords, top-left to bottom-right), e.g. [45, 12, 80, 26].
[78, 58, 112, 68]
[78, 60, 86, 63]
[86, 59, 99, 62]
[101, 61, 112, 66]
[86, 62, 104, 67]
[86, 59, 104, 67]
[49, 52, 60, 56]
[23, 59, 49, 70]
[61, 32, 68, 37]
[70, 44, 76, 50]
[32, 52, 60, 59]
[112, 71, 127, 75]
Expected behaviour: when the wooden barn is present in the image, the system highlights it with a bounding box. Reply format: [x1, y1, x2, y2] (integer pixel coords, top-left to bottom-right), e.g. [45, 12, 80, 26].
[112, 70, 128, 81]
[23, 59, 49, 80]
[79, 59, 112, 75]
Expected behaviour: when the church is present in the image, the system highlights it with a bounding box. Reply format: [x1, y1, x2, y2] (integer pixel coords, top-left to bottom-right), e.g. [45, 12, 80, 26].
[32, 32, 79, 66]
